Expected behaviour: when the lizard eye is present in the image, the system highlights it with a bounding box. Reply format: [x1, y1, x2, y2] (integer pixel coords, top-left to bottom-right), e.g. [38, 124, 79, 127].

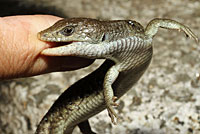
[61, 26, 74, 36]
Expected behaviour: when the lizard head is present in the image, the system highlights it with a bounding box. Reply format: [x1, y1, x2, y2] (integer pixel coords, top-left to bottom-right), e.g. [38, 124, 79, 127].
[38, 18, 147, 56]
[38, 18, 104, 44]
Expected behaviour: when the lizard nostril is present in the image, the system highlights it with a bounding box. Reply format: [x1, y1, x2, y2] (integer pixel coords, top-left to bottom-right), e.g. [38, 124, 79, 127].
[37, 32, 51, 41]
[42, 33, 49, 37]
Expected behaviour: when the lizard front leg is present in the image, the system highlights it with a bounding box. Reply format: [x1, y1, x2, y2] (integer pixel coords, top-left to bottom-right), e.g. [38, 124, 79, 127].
[103, 65, 120, 124]
[145, 18, 198, 42]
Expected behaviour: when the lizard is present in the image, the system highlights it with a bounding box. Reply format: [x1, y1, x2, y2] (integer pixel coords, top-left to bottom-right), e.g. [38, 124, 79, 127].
[35, 18, 198, 134]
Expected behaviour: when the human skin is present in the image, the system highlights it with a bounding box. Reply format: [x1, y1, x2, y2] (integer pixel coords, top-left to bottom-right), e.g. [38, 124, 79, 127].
[0, 15, 94, 80]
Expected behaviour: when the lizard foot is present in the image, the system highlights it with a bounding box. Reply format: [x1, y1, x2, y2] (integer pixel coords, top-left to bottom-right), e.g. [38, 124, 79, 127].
[179, 26, 198, 42]
[106, 96, 119, 124]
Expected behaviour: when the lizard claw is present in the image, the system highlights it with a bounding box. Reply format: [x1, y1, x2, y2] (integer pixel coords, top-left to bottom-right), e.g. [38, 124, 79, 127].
[111, 96, 118, 106]
[180, 27, 199, 43]
[106, 96, 119, 124]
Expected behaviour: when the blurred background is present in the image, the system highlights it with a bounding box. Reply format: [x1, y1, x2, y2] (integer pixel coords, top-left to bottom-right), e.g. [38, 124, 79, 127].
[0, 0, 200, 134]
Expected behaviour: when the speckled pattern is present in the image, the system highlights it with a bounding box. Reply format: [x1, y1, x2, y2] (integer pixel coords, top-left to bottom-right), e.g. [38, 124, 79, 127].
[0, 0, 200, 134]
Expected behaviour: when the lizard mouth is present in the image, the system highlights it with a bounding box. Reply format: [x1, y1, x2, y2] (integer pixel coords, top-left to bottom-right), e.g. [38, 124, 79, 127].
[37, 32, 83, 56]
[40, 41, 78, 56]
[37, 30, 79, 55]
[39, 36, 82, 56]
[44, 41, 73, 48]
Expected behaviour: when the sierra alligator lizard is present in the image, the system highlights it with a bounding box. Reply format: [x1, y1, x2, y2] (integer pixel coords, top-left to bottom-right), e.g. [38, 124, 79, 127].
[36, 18, 198, 134]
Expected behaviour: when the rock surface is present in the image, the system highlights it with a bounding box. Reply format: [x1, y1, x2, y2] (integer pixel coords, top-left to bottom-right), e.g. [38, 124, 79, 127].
[0, 0, 200, 134]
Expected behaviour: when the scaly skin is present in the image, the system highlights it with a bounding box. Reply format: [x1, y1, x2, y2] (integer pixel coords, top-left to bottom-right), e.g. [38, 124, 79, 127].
[36, 18, 198, 134]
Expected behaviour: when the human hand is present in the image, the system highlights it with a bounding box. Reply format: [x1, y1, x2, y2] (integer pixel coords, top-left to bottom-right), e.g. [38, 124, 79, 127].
[0, 15, 94, 80]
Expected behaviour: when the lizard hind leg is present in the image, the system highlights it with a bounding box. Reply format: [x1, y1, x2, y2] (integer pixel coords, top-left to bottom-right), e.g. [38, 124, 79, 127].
[145, 18, 198, 42]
